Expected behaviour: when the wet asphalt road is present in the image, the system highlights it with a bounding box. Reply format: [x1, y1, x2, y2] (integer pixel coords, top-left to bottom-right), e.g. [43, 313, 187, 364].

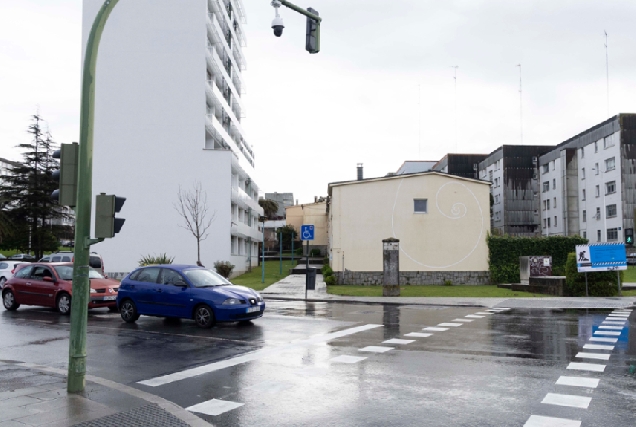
[1, 301, 635, 426]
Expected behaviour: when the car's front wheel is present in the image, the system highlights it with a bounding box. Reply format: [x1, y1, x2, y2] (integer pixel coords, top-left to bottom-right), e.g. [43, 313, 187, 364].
[120, 300, 139, 323]
[3, 290, 19, 311]
[194, 304, 215, 329]
[57, 293, 71, 315]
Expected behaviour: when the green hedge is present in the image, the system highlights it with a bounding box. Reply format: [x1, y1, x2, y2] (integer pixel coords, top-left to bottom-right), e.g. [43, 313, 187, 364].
[565, 252, 621, 296]
[488, 235, 588, 284]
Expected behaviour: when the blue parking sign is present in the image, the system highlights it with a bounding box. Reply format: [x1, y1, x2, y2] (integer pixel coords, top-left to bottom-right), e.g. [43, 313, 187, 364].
[301, 225, 314, 241]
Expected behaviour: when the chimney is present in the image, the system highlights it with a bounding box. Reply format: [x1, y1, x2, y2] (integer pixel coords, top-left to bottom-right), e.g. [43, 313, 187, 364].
[357, 163, 363, 181]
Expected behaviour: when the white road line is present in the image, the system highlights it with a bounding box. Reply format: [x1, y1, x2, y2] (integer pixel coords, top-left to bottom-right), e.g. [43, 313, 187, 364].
[556, 376, 599, 389]
[602, 319, 627, 323]
[452, 318, 474, 322]
[186, 399, 244, 416]
[475, 312, 493, 315]
[382, 339, 415, 345]
[541, 393, 591, 409]
[567, 362, 605, 372]
[612, 309, 632, 312]
[589, 337, 618, 343]
[330, 355, 367, 364]
[594, 330, 621, 336]
[465, 314, 484, 318]
[492, 307, 511, 311]
[138, 323, 383, 387]
[607, 314, 630, 318]
[404, 332, 432, 338]
[523, 415, 581, 427]
[359, 346, 393, 353]
[598, 325, 624, 330]
[575, 352, 610, 361]
[423, 327, 449, 332]
[583, 344, 614, 351]
[437, 323, 462, 327]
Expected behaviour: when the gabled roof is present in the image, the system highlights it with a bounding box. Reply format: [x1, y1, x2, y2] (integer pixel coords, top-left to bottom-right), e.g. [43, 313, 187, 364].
[328, 170, 490, 190]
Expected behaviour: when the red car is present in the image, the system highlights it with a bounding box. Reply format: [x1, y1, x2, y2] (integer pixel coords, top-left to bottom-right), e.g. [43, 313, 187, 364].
[2, 263, 119, 314]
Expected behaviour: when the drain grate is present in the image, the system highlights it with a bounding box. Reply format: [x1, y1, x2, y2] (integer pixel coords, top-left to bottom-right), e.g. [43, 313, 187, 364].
[72, 403, 191, 427]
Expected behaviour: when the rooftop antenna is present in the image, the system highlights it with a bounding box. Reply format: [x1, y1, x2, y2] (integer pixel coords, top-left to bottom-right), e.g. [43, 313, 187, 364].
[451, 66, 459, 152]
[604, 30, 610, 118]
[517, 64, 522, 144]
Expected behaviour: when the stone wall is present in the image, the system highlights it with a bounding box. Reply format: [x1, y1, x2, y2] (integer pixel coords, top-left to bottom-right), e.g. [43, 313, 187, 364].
[335, 271, 491, 285]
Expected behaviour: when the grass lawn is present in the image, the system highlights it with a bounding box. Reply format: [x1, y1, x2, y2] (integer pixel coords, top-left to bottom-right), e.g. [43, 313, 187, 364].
[230, 260, 298, 291]
[622, 289, 636, 297]
[327, 285, 549, 298]
[623, 266, 636, 282]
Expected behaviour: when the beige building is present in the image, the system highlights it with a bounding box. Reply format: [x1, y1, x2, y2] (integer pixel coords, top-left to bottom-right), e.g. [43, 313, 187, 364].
[328, 172, 491, 285]
[286, 201, 328, 255]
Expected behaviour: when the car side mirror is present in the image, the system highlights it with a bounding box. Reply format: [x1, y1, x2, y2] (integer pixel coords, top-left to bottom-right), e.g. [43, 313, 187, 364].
[43, 276, 55, 283]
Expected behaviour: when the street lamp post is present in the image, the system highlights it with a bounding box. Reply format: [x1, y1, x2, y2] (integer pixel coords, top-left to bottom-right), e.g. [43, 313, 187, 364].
[68, 0, 120, 393]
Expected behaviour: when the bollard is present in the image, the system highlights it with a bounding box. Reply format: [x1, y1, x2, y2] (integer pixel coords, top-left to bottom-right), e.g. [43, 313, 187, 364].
[383, 238, 400, 297]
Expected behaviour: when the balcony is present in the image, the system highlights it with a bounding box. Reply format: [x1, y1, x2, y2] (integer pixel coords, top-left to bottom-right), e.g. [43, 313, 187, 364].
[207, 80, 245, 141]
[207, 13, 244, 87]
[206, 46, 242, 111]
[231, 220, 261, 241]
[209, 0, 246, 67]
[205, 114, 240, 158]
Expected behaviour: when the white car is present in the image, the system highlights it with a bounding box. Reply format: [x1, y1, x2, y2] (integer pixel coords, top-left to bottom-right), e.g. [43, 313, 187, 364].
[0, 261, 25, 287]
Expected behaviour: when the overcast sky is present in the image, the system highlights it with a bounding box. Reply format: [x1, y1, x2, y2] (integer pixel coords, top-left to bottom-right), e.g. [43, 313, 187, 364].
[2, 0, 636, 203]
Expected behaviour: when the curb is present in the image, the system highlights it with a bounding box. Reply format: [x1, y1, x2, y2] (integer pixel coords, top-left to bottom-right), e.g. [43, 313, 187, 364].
[263, 295, 488, 308]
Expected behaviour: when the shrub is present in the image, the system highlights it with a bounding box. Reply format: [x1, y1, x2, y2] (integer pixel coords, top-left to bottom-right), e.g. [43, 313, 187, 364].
[139, 253, 174, 266]
[564, 252, 621, 297]
[443, 279, 453, 286]
[310, 248, 321, 257]
[295, 247, 303, 256]
[214, 261, 235, 278]
[322, 265, 333, 277]
[325, 275, 336, 286]
[488, 235, 588, 284]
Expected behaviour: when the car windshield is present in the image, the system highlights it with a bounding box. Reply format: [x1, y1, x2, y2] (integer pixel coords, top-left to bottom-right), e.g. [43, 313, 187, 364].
[183, 268, 230, 288]
[53, 266, 105, 281]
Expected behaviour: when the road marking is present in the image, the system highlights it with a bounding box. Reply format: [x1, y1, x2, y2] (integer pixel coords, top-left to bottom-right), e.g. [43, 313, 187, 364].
[452, 318, 474, 322]
[556, 376, 599, 388]
[404, 332, 432, 338]
[475, 312, 493, 315]
[138, 323, 383, 387]
[423, 327, 449, 332]
[359, 346, 393, 353]
[589, 337, 618, 343]
[598, 325, 624, 330]
[493, 307, 511, 310]
[567, 362, 605, 372]
[612, 309, 632, 313]
[437, 323, 462, 327]
[382, 339, 415, 345]
[186, 399, 244, 416]
[541, 393, 591, 409]
[583, 344, 614, 350]
[575, 352, 610, 361]
[602, 320, 627, 324]
[465, 314, 484, 318]
[593, 330, 621, 336]
[523, 415, 580, 427]
[330, 355, 367, 364]
[607, 314, 630, 317]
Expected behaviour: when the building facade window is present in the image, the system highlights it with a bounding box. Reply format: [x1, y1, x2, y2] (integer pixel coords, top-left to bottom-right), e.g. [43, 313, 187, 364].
[554, 216, 557, 227]
[607, 228, 618, 241]
[596, 207, 601, 219]
[582, 189, 586, 201]
[597, 230, 601, 242]
[581, 168, 585, 179]
[595, 185, 600, 197]
[595, 163, 599, 175]
[553, 197, 557, 209]
[583, 231, 587, 239]
[488, 170, 493, 182]
[547, 218, 551, 227]
[605, 157, 615, 171]
[552, 178, 556, 190]
[543, 181, 549, 192]
[552, 160, 555, 170]
[606, 181, 616, 195]
[606, 204, 617, 218]
[543, 219, 546, 228]
[542, 164, 549, 174]
[604, 135, 615, 149]
[582, 210, 586, 222]
[594, 141, 598, 152]
[543, 200, 547, 211]
[580, 148, 584, 158]
[414, 199, 428, 213]
[547, 199, 550, 210]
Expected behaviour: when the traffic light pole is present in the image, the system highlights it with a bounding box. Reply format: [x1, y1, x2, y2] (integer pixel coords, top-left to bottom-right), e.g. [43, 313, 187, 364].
[278, 0, 321, 22]
[68, 0, 119, 394]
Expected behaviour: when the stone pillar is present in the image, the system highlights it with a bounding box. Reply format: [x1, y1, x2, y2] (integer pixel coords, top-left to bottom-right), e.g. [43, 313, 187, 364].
[383, 238, 400, 297]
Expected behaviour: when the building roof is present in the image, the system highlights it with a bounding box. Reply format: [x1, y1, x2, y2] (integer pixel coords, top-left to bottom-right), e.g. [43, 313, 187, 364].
[395, 160, 438, 175]
[328, 170, 490, 191]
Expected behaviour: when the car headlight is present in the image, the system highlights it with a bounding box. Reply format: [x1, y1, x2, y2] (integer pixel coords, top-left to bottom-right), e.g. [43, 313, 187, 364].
[90, 288, 96, 294]
[222, 298, 241, 305]
[254, 292, 263, 302]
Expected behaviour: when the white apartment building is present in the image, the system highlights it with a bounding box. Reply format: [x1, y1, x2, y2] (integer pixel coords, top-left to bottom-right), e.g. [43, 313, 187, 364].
[538, 114, 636, 242]
[83, 0, 263, 275]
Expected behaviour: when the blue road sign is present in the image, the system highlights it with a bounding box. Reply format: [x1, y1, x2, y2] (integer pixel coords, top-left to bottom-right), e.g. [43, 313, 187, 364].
[301, 224, 315, 241]
[576, 243, 627, 272]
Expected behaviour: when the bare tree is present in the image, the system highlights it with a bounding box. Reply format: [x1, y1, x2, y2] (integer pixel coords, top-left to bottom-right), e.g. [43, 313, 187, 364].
[173, 182, 216, 264]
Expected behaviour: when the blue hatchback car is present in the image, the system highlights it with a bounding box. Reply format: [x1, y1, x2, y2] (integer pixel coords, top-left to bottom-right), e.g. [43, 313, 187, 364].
[116, 265, 265, 328]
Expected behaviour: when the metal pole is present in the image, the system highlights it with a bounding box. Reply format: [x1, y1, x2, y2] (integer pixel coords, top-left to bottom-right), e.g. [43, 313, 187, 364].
[279, 231, 282, 275]
[291, 231, 294, 265]
[261, 222, 265, 283]
[68, 0, 120, 394]
[585, 272, 588, 297]
[279, 0, 322, 22]
[618, 270, 621, 297]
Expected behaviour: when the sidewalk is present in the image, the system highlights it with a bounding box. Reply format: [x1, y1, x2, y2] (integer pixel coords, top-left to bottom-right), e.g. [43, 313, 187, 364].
[261, 274, 636, 309]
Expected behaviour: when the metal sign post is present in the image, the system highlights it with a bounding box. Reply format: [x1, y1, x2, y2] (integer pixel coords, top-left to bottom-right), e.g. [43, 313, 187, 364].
[576, 243, 627, 296]
[301, 225, 315, 300]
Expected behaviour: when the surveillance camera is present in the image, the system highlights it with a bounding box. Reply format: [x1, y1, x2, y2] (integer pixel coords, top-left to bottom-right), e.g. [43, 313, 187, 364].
[271, 16, 284, 37]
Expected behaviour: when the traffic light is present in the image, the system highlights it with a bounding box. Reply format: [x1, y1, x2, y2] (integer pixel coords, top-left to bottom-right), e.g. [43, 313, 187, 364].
[51, 143, 79, 207]
[305, 8, 320, 54]
[95, 193, 126, 239]
[626, 228, 634, 246]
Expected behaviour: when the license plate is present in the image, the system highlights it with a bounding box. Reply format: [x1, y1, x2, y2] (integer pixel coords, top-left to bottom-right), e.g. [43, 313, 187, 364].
[103, 296, 117, 301]
[246, 306, 260, 313]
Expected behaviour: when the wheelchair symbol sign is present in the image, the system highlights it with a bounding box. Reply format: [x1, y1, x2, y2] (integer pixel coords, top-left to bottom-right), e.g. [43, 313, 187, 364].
[301, 225, 315, 241]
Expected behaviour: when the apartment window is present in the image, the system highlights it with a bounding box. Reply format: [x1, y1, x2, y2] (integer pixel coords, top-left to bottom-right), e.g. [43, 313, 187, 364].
[595, 163, 599, 175]
[596, 207, 601, 219]
[607, 228, 618, 241]
[597, 230, 601, 242]
[547, 218, 551, 227]
[582, 189, 586, 201]
[414, 199, 428, 213]
[580, 148, 584, 158]
[553, 197, 557, 209]
[594, 141, 598, 153]
[595, 185, 600, 198]
[542, 164, 549, 174]
[543, 200, 547, 211]
[582, 210, 587, 222]
[581, 168, 585, 179]
[488, 171, 493, 182]
[543, 181, 549, 193]
[547, 199, 550, 210]
[606, 181, 616, 195]
[606, 204, 617, 218]
[552, 160, 556, 170]
[553, 178, 556, 190]
[494, 177, 499, 187]
[583, 231, 587, 239]
[604, 135, 615, 149]
[543, 219, 546, 228]
[605, 157, 615, 172]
